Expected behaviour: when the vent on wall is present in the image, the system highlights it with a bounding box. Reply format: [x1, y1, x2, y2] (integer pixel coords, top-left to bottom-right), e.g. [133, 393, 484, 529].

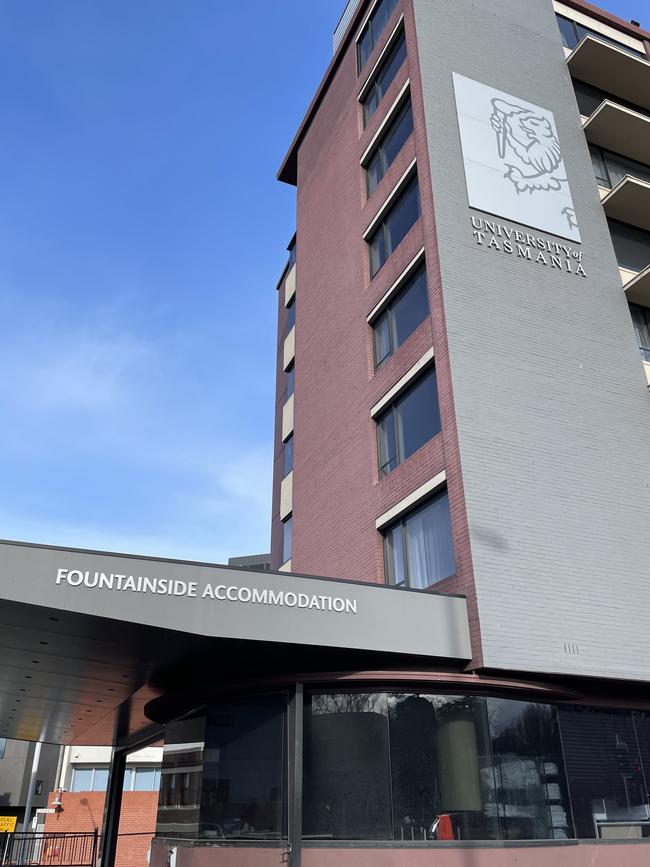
[333, 0, 364, 53]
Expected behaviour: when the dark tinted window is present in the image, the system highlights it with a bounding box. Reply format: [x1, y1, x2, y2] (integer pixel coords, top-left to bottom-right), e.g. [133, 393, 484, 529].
[157, 715, 206, 839]
[201, 697, 286, 840]
[373, 263, 429, 366]
[384, 489, 455, 589]
[369, 175, 420, 277]
[487, 699, 573, 840]
[558, 706, 650, 839]
[608, 219, 650, 272]
[367, 100, 413, 196]
[286, 364, 295, 398]
[573, 80, 650, 119]
[284, 434, 293, 475]
[286, 298, 295, 333]
[304, 692, 571, 842]
[630, 304, 650, 361]
[287, 239, 296, 269]
[362, 30, 406, 126]
[282, 517, 292, 564]
[304, 693, 392, 839]
[589, 145, 650, 189]
[0, 738, 6, 760]
[357, 0, 399, 70]
[556, 13, 644, 56]
[377, 367, 440, 476]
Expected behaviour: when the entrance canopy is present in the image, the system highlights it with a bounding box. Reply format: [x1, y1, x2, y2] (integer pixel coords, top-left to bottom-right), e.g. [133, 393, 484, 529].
[0, 539, 471, 746]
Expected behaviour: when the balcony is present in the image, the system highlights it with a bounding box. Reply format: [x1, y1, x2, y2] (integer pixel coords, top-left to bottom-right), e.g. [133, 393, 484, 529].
[602, 176, 650, 232]
[622, 264, 650, 306]
[583, 100, 650, 166]
[567, 35, 650, 112]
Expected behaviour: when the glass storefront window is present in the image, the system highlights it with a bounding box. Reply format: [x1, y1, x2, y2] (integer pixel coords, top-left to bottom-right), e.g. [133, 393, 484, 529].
[559, 707, 650, 839]
[157, 715, 206, 839]
[486, 698, 572, 840]
[303, 693, 392, 840]
[200, 696, 286, 840]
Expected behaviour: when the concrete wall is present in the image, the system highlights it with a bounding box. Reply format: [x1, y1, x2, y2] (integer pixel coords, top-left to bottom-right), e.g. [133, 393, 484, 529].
[412, 0, 650, 679]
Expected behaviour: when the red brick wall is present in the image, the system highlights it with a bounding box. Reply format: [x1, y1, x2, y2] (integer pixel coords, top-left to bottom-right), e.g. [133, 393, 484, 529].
[44, 791, 157, 867]
[270, 0, 482, 661]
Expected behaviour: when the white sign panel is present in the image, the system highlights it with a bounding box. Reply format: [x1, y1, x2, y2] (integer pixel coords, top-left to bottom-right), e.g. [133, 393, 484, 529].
[453, 73, 580, 242]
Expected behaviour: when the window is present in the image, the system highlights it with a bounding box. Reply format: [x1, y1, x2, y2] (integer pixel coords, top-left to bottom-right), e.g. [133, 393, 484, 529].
[286, 298, 295, 333]
[287, 238, 296, 269]
[0, 738, 6, 760]
[357, 0, 399, 70]
[368, 174, 420, 277]
[284, 434, 293, 476]
[282, 517, 292, 565]
[376, 367, 440, 477]
[589, 144, 650, 189]
[157, 716, 205, 839]
[559, 707, 650, 839]
[573, 80, 650, 120]
[630, 304, 650, 361]
[372, 262, 429, 366]
[384, 489, 455, 588]
[608, 219, 650, 273]
[200, 697, 286, 840]
[71, 767, 109, 792]
[366, 99, 414, 197]
[362, 30, 406, 126]
[556, 13, 644, 56]
[303, 692, 570, 842]
[286, 364, 295, 398]
[123, 767, 162, 792]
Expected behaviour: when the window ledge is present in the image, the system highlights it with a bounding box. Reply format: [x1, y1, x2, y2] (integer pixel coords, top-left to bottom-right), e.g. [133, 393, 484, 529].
[375, 470, 446, 529]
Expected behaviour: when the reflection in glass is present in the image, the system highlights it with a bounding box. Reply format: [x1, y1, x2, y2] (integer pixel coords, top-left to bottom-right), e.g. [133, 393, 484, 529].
[157, 715, 206, 839]
[304, 694, 392, 840]
[200, 697, 285, 840]
[487, 699, 572, 840]
[559, 706, 650, 839]
[389, 694, 499, 841]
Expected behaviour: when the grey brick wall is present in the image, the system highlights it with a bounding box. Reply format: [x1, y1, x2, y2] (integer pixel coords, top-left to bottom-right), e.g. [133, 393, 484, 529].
[413, 0, 650, 680]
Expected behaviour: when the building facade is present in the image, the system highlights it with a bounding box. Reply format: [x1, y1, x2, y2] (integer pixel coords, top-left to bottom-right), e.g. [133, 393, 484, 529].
[266, 0, 650, 860]
[0, 739, 60, 831]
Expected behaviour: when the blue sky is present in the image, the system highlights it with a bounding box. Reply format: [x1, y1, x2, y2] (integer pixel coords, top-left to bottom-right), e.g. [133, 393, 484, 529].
[0, 0, 644, 565]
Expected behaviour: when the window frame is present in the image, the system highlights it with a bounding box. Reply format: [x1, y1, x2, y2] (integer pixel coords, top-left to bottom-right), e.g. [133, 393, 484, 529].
[372, 261, 429, 367]
[71, 766, 109, 793]
[284, 434, 294, 476]
[368, 173, 420, 278]
[630, 303, 650, 361]
[366, 97, 414, 198]
[356, 0, 399, 72]
[361, 28, 407, 127]
[282, 516, 292, 565]
[383, 487, 455, 589]
[375, 365, 440, 478]
[555, 13, 644, 57]
[286, 298, 296, 334]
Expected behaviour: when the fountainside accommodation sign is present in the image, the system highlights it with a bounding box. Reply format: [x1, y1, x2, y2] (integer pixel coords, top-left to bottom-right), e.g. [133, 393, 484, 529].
[55, 568, 358, 615]
[453, 73, 581, 243]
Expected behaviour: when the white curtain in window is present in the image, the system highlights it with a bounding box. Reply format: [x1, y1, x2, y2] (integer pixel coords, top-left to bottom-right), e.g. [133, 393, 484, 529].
[406, 494, 455, 589]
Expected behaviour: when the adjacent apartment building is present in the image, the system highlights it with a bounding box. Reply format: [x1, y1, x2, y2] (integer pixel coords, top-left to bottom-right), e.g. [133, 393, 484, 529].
[269, 0, 650, 856]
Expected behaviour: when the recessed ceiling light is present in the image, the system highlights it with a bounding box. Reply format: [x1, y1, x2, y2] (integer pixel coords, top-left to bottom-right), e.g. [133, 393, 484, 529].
[49, 617, 59, 622]
[39, 641, 48, 646]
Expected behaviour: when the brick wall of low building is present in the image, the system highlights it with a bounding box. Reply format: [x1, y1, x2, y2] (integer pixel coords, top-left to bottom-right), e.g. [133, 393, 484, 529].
[44, 791, 157, 867]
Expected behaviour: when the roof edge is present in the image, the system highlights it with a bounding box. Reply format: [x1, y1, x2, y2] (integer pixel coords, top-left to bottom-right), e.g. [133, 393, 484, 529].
[277, 0, 650, 186]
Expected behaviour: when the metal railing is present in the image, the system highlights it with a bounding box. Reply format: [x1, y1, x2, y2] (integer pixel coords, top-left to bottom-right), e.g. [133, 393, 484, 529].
[0, 832, 98, 867]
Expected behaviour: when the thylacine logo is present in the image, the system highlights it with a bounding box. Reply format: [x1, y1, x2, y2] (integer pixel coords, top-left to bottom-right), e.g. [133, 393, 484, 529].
[489, 98, 576, 232]
[453, 73, 580, 242]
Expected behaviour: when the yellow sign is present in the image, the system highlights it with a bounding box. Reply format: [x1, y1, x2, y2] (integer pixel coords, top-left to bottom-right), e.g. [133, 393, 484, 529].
[0, 816, 17, 833]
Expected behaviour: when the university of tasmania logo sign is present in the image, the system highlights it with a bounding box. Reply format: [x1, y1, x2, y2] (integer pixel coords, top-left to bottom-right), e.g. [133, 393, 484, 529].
[453, 73, 580, 243]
